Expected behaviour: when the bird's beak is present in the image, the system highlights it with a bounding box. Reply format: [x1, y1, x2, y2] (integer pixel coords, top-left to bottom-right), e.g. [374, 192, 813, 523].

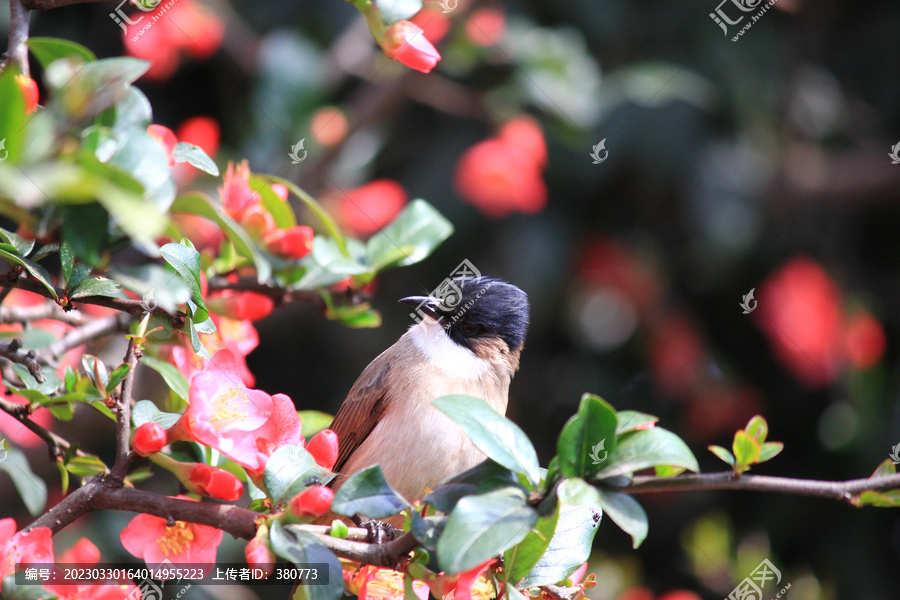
[399, 295, 442, 320]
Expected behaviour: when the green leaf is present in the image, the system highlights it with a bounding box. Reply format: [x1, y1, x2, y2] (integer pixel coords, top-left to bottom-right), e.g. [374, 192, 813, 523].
[0, 67, 27, 166]
[757, 441, 783, 463]
[596, 427, 699, 479]
[871, 459, 897, 478]
[331, 465, 409, 519]
[615, 411, 659, 436]
[0, 226, 35, 257]
[425, 460, 523, 513]
[249, 175, 296, 228]
[45, 57, 149, 121]
[409, 511, 447, 552]
[433, 395, 541, 487]
[70, 277, 123, 299]
[269, 522, 343, 600]
[518, 502, 602, 587]
[376, 0, 423, 25]
[264, 175, 348, 259]
[366, 199, 454, 271]
[299, 410, 333, 438]
[28, 37, 96, 68]
[0, 249, 58, 299]
[65, 455, 107, 478]
[744, 415, 768, 444]
[557, 393, 618, 480]
[131, 399, 181, 430]
[708, 445, 736, 467]
[326, 303, 382, 328]
[173, 142, 219, 176]
[557, 477, 602, 507]
[263, 444, 334, 506]
[60, 240, 75, 285]
[160, 241, 205, 308]
[732, 430, 761, 471]
[109, 263, 191, 314]
[171, 194, 272, 281]
[1, 574, 57, 599]
[139, 355, 189, 402]
[437, 488, 538, 574]
[504, 503, 558, 585]
[60, 203, 109, 267]
[854, 489, 900, 508]
[596, 488, 648, 549]
[0, 442, 47, 515]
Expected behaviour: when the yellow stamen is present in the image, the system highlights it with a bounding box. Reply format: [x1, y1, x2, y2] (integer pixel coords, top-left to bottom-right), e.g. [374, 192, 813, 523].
[156, 521, 195, 556]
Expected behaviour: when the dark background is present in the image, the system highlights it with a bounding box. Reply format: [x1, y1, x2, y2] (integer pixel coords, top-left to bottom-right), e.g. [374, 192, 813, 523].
[3, 0, 900, 598]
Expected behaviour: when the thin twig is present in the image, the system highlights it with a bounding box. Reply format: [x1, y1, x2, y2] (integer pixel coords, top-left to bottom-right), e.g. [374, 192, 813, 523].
[41, 314, 127, 362]
[0, 394, 87, 461]
[110, 337, 138, 481]
[0, 338, 44, 382]
[610, 471, 900, 504]
[0, 303, 91, 326]
[6, 0, 30, 75]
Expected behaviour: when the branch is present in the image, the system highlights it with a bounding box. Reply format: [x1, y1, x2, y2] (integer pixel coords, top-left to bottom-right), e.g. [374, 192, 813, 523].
[0, 276, 181, 325]
[0, 394, 86, 461]
[0, 303, 91, 326]
[0, 338, 44, 382]
[6, 0, 30, 75]
[611, 471, 900, 504]
[110, 337, 139, 481]
[41, 314, 128, 362]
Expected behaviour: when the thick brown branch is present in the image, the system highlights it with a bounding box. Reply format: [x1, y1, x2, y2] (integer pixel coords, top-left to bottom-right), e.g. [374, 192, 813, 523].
[6, 0, 30, 75]
[611, 471, 900, 503]
[0, 338, 44, 382]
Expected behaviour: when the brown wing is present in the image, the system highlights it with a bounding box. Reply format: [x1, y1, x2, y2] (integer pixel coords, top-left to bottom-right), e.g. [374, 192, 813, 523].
[329, 349, 394, 475]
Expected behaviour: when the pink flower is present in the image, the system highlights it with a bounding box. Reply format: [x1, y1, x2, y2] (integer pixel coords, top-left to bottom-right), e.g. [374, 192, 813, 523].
[843, 311, 886, 370]
[380, 20, 441, 73]
[307, 429, 339, 470]
[0, 519, 54, 580]
[207, 290, 275, 322]
[170, 350, 301, 471]
[219, 161, 259, 222]
[350, 565, 430, 600]
[133, 422, 167, 456]
[48, 538, 140, 599]
[290, 485, 334, 519]
[245, 536, 275, 578]
[465, 8, 506, 46]
[189, 463, 244, 501]
[147, 124, 178, 167]
[167, 314, 259, 386]
[120, 496, 223, 567]
[264, 226, 315, 259]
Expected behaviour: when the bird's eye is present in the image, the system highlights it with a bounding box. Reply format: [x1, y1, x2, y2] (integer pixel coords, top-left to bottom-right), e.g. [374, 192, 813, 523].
[461, 323, 480, 336]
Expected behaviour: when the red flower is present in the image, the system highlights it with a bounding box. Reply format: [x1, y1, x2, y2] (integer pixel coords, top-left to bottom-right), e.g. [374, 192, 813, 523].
[311, 107, 350, 147]
[15, 74, 38, 113]
[244, 536, 275, 578]
[167, 314, 259, 386]
[122, 0, 223, 81]
[133, 422, 167, 456]
[442, 559, 496, 600]
[338, 180, 407, 236]
[48, 538, 140, 599]
[290, 485, 334, 518]
[411, 6, 452, 44]
[0, 519, 54, 580]
[147, 124, 178, 167]
[843, 312, 886, 369]
[220, 161, 259, 221]
[380, 20, 441, 73]
[58, 537, 101, 564]
[307, 429, 339, 470]
[264, 226, 315, 259]
[349, 565, 429, 600]
[755, 257, 843, 387]
[207, 290, 275, 322]
[455, 117, 548, 218]
[169, 350, 301, 471]
[465, 8, 506, 46]
[189, 463, 243, 501]
[120, 496, 223, 567]
[241, 204, 278, 239]
[172, 212, 225, 252]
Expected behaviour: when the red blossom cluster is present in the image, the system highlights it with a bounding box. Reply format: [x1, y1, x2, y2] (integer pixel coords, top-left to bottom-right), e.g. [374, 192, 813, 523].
[455, 116, 549, 218]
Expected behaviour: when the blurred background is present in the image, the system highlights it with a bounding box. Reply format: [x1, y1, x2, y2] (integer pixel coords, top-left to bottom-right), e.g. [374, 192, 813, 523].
[3, 0, 900, 598]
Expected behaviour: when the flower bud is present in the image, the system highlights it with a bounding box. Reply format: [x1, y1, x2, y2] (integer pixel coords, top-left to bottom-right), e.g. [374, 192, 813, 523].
[133, 422, 167, 456]
[207, 290, 275, 322]
[264, 226, 315, 259]
[189, 463, 243, 501]
[380, 20, 441, 73]
[15, 74, 39, 113]
[307, 429, 339, 471]
[290, 485, 334, 518]
[244, 536, 276, 578]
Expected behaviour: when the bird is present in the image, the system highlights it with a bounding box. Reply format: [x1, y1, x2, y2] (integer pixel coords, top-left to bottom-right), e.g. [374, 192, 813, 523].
[320, 275, 530, 526]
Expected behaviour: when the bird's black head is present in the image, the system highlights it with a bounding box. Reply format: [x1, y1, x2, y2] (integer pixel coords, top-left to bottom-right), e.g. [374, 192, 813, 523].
[400, 277, 530, 352]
